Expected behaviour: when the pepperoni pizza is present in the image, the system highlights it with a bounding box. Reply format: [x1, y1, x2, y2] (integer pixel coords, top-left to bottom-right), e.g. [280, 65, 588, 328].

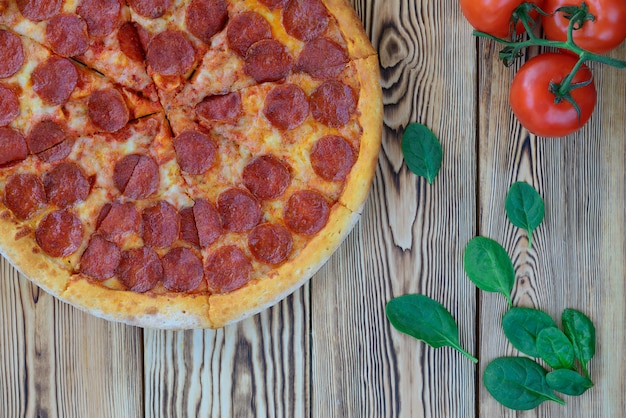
[0, 0, 381, 328]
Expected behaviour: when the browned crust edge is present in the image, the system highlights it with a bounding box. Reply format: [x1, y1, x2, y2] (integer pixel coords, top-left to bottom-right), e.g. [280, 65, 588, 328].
[61, 278, 212, 329]
[340, 54, 383, 213]
[0, 210, 72, 296]
[208, 204, 360, 327]
[0, 209, 212, 329]
[323, 0, 377, 59]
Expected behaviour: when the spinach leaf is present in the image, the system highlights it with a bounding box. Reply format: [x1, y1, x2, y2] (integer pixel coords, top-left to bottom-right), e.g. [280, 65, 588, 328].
[463, 236, 515, 306]
[562, 308, 596, 378]
[505, 182, 544, 248]
[385, 294, 477, 363]
[536, 327, 575, 369]
[401, 123, 443, 184]
[546, 369, 594, 396]
[483, 357, 565, 410]
[502, 307, 557, 357]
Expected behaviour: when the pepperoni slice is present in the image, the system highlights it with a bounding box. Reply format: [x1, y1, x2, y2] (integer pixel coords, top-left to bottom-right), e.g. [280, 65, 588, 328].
[0, 127, 28, 167]
[4, 173, 46, 220]
[259, 0, 288, 9]
[284, 190, 330, 235]
[43, 162, 91, 208]
[310, 81, 357, 128]
[0, 30, 25, 78]
[79, 235, 121, 280]
[117, 247, 162, 293]
[77, 0, 121, 38]
[248, 223, 293, 265]
[127, 0, 171, 18]
[146, 30, 195, 76]
[35, 209, 83, 258]
[0, 84, 20, 127]
[243, 155, 291, 200]
[263, 84, 309, 130]
[296, 38, 348, 79]
[217, 188, 262, 232]
[88, 88, 129, 133]
[186, 0, 228, 44]
[205, 245, 252, 294]
[32, 56, 78, 105]
[226, 12, 272, 57]
[40, 142, 75, 163]
[194, 199, 222, 247]
[113, 154, 159, 199]
[310, 135, 357, 181]
[46, 13, 90, 57]
[178, 207, 198, 246]
[16, 0, 62, 22]
[96, 201, 141, 243]
[195, 92, 242, 124]
[173, 130, 217, 175]
[26, 120, 74, 163]
[244, 39, 293, 83]
[162, 247, 204, 292]
[283, 0, 330, 42]
[142, 201, 179, 248]
[180, 199, 222, 247]
[117, 22, 145, 62]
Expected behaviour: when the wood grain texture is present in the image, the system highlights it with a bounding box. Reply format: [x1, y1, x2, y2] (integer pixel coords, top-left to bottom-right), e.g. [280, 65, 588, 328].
[478, 41, 626, 417]
[308, 1, 478, 417]
[143, 288, 309, 418]
[0, 259, 144, 418]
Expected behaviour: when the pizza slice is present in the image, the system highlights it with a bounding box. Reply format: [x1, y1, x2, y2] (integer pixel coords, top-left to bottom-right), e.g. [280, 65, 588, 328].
[166, 55, 381, 213]
[0, 26, 160, 143]
[142, 113, 359, 326]
[125, 0, 376, 109]
[0, 0, 157, 98]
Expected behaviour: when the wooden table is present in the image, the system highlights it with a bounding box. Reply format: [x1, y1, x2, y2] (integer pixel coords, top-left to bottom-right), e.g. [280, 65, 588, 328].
[2, 1, 625, 417]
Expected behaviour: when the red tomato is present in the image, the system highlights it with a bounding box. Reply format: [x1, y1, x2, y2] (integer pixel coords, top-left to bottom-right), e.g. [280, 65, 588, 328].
[543, 0, 626, 54]
[460, 0, 544, 38]
[509, 53, 596, 137]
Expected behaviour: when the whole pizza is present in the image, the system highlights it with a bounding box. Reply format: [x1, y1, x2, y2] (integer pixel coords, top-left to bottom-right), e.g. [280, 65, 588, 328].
[0, 0, 381, 329]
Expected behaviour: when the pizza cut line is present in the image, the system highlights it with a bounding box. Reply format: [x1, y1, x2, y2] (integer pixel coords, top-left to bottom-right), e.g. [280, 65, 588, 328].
[0, 0, 382, 329]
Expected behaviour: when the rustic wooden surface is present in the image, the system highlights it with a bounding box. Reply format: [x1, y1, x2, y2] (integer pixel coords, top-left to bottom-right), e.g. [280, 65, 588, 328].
[1, 0, 625, 416]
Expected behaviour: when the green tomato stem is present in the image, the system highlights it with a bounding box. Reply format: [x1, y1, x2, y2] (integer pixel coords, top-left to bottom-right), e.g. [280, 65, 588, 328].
[472, 31, 626, 70]
[472, 2, 626, 104]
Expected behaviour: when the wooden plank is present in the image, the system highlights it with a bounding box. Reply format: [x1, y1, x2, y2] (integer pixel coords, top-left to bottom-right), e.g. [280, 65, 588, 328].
[144, 288, 309, 418]
[0, 260, 144, 418]
[310, 0, 478, 416]
[477, 41, 626, 416]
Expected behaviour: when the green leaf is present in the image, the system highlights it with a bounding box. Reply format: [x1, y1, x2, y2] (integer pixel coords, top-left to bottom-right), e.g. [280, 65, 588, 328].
[463, 236, 515, 306]
[484, 357, 565, 410]
[401, 123, 443, 184]
[502, 307, 557, 357]
[536, 327, 575, 369]
[562, 308, 596, 378]
[505, 182, 544, 248]
[546, 369, 594, 396]
[385, 294, 477, 363]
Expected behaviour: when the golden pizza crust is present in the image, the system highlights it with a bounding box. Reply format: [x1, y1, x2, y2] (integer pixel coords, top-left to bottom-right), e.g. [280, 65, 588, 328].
[208, 204, 360, 328]
[339, 55, 383, 213]
[62, 278, 212, 329]
[0, 209, 210, 329]
[0, 210, 73, 296]
[323, 0, 377, 59]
